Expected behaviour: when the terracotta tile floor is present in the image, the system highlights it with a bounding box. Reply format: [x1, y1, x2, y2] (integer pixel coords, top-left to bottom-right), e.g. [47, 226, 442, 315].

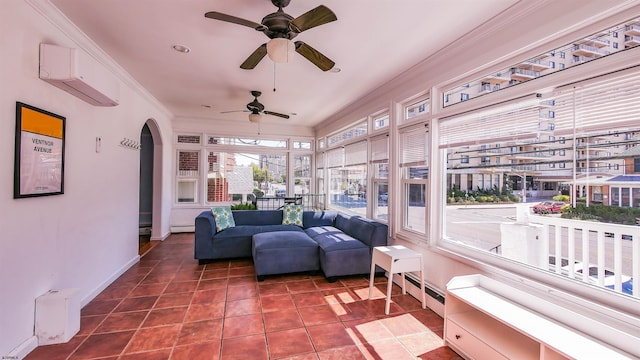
[26, 233, 462, 360]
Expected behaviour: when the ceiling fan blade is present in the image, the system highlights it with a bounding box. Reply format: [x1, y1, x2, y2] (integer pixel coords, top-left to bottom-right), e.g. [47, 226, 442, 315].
[220, 110, 249, 114]
[294, 41, 335, 71]
[263, 111, 290, 119]
[240, 44, 268, 69]
[204, 12, 266, 31]
[290, 5, 337, 33]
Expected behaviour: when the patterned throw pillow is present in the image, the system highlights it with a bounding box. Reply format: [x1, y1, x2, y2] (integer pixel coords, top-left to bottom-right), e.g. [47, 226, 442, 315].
[282, 204, 304, 227]
[211, 206, 235, 232]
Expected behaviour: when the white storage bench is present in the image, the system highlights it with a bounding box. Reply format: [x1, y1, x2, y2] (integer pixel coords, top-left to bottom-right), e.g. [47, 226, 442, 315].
[445, 274, 638, 360]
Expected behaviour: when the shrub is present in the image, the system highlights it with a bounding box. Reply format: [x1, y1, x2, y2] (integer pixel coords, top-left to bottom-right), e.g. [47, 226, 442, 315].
[230, 202, 256, 210]
[561, 204, 640, 224]
[552, 194, 570, 202]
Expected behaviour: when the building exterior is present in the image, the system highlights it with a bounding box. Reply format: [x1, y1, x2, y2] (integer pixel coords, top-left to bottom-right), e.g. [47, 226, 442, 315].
[444, 19, 640, 204]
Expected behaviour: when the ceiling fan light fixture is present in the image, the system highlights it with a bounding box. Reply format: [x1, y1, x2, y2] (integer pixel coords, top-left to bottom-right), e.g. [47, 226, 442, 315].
[248, 112, 262, 123]
[266, 38, 295, 63]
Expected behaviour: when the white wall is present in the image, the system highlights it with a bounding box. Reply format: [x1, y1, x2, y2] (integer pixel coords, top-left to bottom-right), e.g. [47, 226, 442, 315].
[0, 1, 173, 356]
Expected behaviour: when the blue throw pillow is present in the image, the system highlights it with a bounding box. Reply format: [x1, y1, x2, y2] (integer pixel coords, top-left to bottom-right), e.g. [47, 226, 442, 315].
[211, 206, 235, 232]
[282, 204, 303, 227]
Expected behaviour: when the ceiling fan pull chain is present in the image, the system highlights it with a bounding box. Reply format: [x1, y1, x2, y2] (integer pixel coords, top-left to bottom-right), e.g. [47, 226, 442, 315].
[273, 62, 277, 92]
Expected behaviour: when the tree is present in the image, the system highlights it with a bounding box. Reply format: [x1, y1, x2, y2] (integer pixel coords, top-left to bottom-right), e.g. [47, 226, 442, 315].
[251, 164, 266, 187]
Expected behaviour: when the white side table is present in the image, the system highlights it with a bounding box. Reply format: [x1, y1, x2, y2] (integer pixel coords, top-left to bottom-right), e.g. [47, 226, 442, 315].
[369, 245, 426, 315]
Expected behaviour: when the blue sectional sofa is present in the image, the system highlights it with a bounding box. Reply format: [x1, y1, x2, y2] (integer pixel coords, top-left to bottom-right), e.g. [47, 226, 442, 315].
[194, 209, 388, 281]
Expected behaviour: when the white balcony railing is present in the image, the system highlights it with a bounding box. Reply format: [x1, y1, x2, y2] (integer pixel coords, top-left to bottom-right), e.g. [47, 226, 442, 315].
[530, 215, 639, 297]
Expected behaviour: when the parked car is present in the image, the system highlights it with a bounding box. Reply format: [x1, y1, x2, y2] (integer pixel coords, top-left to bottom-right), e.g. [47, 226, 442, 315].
[532, 201, 566, 214]
[379, 193, 388, 202]
[275, 189, 286, 198]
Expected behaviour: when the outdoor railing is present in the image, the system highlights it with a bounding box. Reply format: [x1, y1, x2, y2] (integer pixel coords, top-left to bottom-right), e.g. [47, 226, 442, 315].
[254, 194, 326, 211]
[529, 215, 639, 297]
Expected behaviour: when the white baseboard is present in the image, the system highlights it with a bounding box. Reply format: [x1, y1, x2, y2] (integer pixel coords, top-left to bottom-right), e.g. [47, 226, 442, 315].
[81, 255, 140, 307]
[170, 226, 195, 233]
[7, 335, 37, 360]
[391, 273, 445, 317]
[150, 230, 171, 241]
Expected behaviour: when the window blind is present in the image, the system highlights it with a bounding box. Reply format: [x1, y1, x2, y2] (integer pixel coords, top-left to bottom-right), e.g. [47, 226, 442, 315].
[439, 104, 542, 149]
[370, 135, 389, 163]
[326, 147, 344, 168]
[400, 125, 428, 167]
[552, 69, 640, 134]
[316, 152, 324, 169]
[345, 141, 367, 166]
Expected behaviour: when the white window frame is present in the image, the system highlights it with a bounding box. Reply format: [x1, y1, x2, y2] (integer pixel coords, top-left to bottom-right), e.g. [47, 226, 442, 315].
[370, 134, 389, 222]
[398, 123, 429, 240]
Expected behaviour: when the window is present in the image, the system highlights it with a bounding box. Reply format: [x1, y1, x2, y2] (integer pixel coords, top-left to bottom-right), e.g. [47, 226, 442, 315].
[405, 98, 430, 120]
[373, 114, 390, 130]
[206, 151, 229, 202]
[442, 18, 640, 107]
[293, 141, 312, 150]
[328, 122, 367, 146]
[177, 134, 201, 144]
[439, 66, 640, 298]
[327, 142, 367, 216]
[293, 154, 311, 195]
[316, 152, 325, 208]
[400, 125, 428, 236]
[177, 150, 199, 203]
[370, 135, 389, 222]
[208, 137, 287, 148]
[175, 135, 309, 207]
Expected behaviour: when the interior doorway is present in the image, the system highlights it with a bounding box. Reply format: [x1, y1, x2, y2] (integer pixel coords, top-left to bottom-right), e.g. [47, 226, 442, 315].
[138, 120, 160, 255]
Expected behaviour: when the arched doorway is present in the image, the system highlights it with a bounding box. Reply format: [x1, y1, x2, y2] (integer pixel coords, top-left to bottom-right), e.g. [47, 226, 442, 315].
[139, 119, 162, 255]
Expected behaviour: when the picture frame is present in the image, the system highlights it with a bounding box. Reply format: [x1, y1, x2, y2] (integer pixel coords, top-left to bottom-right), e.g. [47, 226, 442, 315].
[14, 102, 66, 198]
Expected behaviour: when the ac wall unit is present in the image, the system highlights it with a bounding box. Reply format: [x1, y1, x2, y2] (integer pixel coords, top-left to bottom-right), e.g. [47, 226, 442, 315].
[39, 43, 119, 107]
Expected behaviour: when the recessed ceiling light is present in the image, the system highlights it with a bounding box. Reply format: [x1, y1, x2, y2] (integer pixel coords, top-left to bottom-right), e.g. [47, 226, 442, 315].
[172, 44, 191, 53]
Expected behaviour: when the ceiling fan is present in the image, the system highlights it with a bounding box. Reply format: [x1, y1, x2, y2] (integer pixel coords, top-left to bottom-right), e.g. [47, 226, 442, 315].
[205, 0, 337, 71]
[222, 90, 293, 122]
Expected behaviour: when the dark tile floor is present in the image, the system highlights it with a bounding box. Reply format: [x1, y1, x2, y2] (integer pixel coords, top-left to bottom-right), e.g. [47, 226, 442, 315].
[25, 233, 462, 360]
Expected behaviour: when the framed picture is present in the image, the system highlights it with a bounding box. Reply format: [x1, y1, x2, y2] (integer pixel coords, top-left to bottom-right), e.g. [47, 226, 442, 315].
[14, 102, 66, 198]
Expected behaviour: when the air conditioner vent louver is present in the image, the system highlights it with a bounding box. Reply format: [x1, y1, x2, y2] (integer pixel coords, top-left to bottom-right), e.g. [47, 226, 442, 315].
[39, 43, 119, 107]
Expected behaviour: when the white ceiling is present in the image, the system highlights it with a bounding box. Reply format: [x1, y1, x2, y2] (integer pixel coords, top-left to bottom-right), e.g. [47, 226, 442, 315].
[50, 0, 519, 128]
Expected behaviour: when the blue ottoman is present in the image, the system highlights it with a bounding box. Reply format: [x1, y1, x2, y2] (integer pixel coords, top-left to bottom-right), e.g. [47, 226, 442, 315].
[252, 231, 319, 281]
